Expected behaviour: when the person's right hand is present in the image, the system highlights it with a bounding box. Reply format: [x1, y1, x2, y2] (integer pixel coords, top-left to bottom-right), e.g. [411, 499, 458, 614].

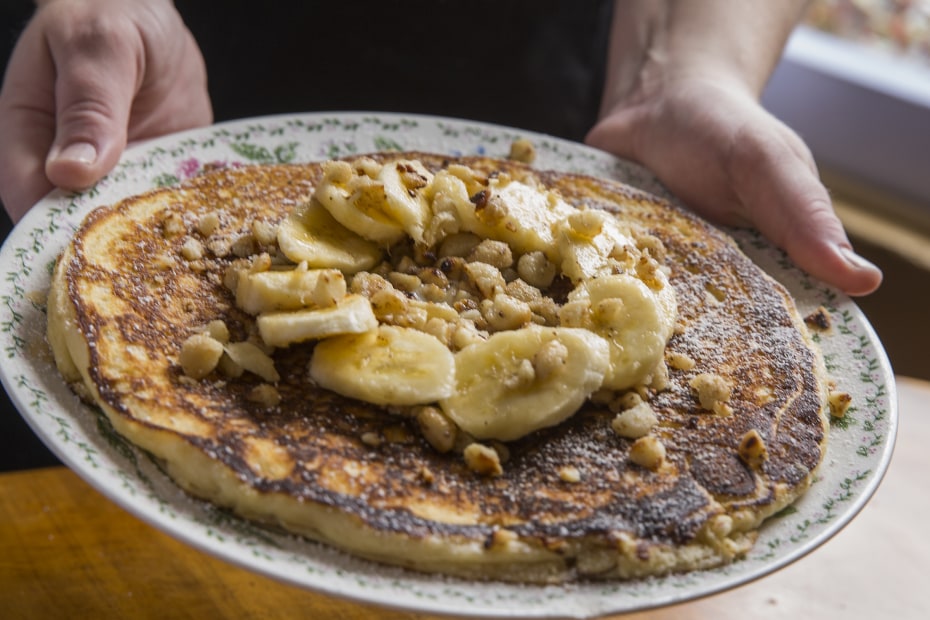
[0, 0, 212, 222]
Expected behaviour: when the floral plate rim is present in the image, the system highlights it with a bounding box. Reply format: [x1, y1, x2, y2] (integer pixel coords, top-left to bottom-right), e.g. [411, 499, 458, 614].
[0, 112, 898, 619]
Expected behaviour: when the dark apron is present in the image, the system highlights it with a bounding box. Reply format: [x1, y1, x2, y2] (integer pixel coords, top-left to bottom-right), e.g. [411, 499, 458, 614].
[176, 0, 613, 141]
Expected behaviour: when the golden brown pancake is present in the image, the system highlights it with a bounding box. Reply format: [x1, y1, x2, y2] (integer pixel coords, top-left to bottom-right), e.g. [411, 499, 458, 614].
[47, 153, 829, 583]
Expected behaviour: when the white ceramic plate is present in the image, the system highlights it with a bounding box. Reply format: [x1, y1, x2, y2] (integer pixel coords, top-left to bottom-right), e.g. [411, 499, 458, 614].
[0, 112, 897, 619]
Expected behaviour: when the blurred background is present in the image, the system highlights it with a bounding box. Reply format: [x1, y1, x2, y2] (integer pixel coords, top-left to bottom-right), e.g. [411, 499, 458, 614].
[0, 0, 927, 471]
[763, 0, 930, 384]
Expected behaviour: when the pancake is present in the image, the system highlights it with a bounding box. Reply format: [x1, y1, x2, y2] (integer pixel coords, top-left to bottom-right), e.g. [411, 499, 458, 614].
[47, 152, 829, 583]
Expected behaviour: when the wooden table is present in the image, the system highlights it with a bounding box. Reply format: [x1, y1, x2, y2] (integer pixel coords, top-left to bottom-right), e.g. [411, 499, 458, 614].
[3, 377, 928, 620]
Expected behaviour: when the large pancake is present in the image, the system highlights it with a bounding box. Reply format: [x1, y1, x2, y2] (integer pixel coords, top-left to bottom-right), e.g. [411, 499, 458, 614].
[47, 153, 829, 583]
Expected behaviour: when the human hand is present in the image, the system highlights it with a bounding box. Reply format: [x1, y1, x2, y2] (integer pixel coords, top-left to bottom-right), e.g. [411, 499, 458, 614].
[0, 0, 212, 222]
[586, 75, 882, 296]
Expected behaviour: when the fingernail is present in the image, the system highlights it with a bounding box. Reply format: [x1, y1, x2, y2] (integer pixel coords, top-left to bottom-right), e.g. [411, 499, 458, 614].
[838, 245, 879, 272]
[51, 141, 97, 165]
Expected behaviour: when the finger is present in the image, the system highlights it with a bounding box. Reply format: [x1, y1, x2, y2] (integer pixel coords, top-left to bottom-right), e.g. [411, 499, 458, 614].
[0, 24, 57, 221]
[43, 15, 141, 191]
[585, 106, 642, 163]
[730, 129, 882, 296]
[0, 114, 57, 222]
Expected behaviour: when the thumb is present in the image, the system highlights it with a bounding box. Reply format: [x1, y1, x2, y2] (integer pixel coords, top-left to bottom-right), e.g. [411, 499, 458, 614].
[732, 139, 883, 297]
[44, 26, 139, 191]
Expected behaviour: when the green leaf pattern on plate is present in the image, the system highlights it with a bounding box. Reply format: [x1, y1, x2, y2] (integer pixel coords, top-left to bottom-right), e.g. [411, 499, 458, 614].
[0, 113, 896, 619]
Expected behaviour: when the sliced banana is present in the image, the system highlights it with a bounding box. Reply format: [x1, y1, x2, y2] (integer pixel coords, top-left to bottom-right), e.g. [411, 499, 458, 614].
[563, 274, 676, 390]
[236, 264, 346, 315]
[556, 209, 637, 284]
[439, 326, 609, 442]
[309, 325, 455, 406]
[378, 160, 434, 244]
[276, 199, 382, 274]
[455, 176, 574, 262]
[258, 294, 378, 347]
[314, 162, 406, 244]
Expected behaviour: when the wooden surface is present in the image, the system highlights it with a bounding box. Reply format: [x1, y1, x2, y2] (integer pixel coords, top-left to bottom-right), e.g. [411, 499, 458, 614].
[2, 377, 928, 620]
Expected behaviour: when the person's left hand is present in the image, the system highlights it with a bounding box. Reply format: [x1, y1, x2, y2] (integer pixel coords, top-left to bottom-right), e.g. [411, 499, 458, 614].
[0, 0, 212, 222]
[585, 75, 882, 296]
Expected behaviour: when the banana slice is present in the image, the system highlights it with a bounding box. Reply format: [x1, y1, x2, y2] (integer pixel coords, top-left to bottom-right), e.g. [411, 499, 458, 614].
[236, 265, 346, 315]
[556, 209, 637, 284]
[314, 162, 406, 244]
[276, 199, 383, 274]
[378, 160, 434, 244]
[439, 326, 610, 442]
[309, 325, 455, 406]
[564, 274, 677, 390]
[258, 294, 378, 347]
[455, 175, 574, 261]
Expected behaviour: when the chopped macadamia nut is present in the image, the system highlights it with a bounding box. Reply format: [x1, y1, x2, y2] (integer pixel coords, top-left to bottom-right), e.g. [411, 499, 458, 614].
[629, 435, 666, 470]
[180, 237, 204, 261]
[439, 232, 482, 259]
[516, 251, 556, 289]
[463, 443, 503, 477]
[451, 318, 487, 350]
[350, 271, 391, 297]
[508, 138, 536, 164]
[828, 390, 853, 418]
[196, 212, 221, 237]
[231, 233, 258, 258]
[608, 390, 643, 414]
[369, 288, 410, 323]
[709, 514, 733, 539]
[152, 253, 177, 271]
[468, 239, 514, 269]
[249, 252, 273, 273]
[416, 406, 457, 453]
[388, 271, 421, 293]
[488, 527, 519, 548]
[503, 278, 542, 303]
[533, 338, 569, 381]
[321, 159, 354, 184]
[738, 429, 768, 467]
[558, 465, 582, 483]
[648, 360, 670, 391]
[162, 213, 186, 239]
[564, 209, 606, 239]
[636, 233, 667, 262]
[251, 219, 278, 247]
[247, 384, 281, 408]
[804, 306, 832, 331]
[207, 236, 233, 258]
[383, 425, 415, 444]
[612, 401, 659, 439]
[464, 261, 506, 299]
[635, 255, 663, 289]
[667, 351, 696, 371]
[179, 333, 224, 379]
[204, 320, 230, 344]
[419, 467, 436, 485]
[360, 432, 383, 447]
[217, 353, 244, 378]
[690, 373, 733, 415]
[224, 341, 280, 383]
[483, 293, 532, 331]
